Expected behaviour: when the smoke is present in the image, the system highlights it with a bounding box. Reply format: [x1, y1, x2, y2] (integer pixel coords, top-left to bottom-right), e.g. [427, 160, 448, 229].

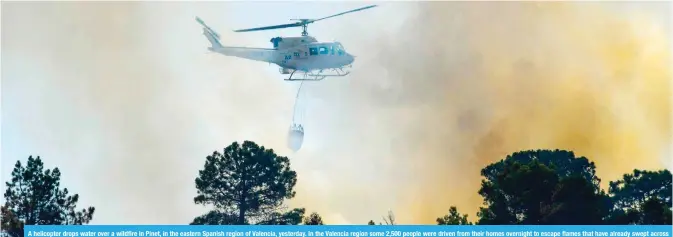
[2, 1, 670, 225]
[2, 1, 295, 224]
[308, 1, 671, 223]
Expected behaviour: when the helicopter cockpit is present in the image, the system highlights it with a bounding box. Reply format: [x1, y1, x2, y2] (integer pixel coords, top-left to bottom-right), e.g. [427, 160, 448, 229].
[333, 42, 345, 56]
[308, 42, 347, 56]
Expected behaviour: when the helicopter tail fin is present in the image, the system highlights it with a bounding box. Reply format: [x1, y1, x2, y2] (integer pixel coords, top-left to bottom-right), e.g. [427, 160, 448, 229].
[195, 17, 223, 49]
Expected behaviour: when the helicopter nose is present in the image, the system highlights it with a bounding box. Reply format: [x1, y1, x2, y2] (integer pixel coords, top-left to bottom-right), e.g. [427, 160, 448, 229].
[346, 53, 355, 64]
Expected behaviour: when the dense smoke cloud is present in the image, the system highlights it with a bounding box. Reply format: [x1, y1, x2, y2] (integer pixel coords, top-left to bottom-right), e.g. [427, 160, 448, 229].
[314, 2, 671, 223]
[2, 1, 670, 225]
[2, 1, 296, 224]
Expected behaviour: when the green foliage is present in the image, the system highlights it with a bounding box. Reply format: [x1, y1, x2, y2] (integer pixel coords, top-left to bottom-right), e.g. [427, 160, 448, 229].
[442, 149, 671, 225]
[481, 149, 600, 189]
[192, 141, 298, 225]
[609, 169, 672, 209]
[1, 156, 95, 237]
[436, 206, 471, 225]
[190, 210, 240, 225]
[257, 208, 306, 225]
[606, 169, 672, 225]
[10, 144, 669, 227]
[303, 212, 324, 225]
[606, 197, 672, 225]
[475, 150, 609, 224]
[477, 159, 558, 224]
[539, 176, 611, 224]
[637, 198, 672, 224]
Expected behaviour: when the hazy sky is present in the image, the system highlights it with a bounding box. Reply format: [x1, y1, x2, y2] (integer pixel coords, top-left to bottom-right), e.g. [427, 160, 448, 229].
[2, 1, 671, 225]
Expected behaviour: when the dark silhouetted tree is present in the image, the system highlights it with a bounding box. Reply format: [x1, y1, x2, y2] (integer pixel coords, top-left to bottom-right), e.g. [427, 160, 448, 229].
[437, 206, 471, 225]
[190, 210, 239, 225]
[609, 169, 672, 209]
[192, 141, 298, 225]
[303, 212, 324, 225]
[477, 159, 558, 224]
[382, 211, 396, 225]
[607, 169, 672, 225]
[257, 208, 305, 225]
[637, 197, 672, 224]
[539, 176, 611, 224]
[1, 156, 95, 237]
[367, 220, 376, 225]
[476, 151, 609, 225]
[481, 149, 600, 189]
[443, 149, 670, 225]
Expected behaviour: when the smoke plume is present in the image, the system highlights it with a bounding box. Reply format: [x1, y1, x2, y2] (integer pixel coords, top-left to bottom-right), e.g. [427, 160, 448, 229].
[309, 1, 671, 223]
[2, 1, 670, 225]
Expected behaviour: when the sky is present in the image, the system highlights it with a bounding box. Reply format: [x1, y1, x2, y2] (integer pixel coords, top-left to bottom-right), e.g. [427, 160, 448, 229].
[1, 1, 671, 225]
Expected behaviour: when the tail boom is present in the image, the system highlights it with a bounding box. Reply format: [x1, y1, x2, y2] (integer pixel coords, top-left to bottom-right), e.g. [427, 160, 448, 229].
[210, 47, 277, 63]
[196, 16, 277, 63]
[196, 17, 223, 49]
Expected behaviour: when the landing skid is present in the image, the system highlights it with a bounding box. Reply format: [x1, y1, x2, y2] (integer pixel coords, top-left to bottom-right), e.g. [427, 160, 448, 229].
[284, 68, 351, 81]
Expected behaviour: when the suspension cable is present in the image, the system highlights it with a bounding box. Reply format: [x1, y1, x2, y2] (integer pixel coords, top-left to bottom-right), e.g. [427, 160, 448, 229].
[291, 81, 305, 124]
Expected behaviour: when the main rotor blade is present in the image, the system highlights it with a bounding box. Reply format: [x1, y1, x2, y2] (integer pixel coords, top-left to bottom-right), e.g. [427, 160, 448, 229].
[309, 4, 378, 23]
[233, 4, 377, 33]
[234, 22, 304, 32]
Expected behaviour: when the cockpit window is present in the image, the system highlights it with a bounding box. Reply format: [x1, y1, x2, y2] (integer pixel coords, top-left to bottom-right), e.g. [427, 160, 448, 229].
[331, 43, 345, 56]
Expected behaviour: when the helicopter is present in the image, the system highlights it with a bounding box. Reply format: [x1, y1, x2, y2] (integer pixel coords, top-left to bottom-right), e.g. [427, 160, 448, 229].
[195, 4, 377, 81]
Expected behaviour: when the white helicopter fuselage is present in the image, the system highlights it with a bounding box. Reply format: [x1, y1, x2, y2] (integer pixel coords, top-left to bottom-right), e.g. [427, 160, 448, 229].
[276, 42, 355, 71]
[203, 30, 354, 73]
